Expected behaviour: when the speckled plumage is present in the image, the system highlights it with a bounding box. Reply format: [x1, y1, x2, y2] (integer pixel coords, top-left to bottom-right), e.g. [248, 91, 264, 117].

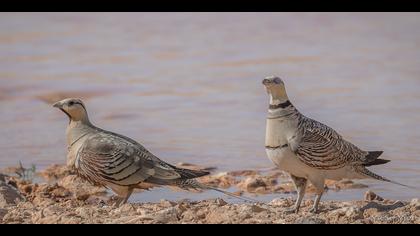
[53, 98, 209, 206]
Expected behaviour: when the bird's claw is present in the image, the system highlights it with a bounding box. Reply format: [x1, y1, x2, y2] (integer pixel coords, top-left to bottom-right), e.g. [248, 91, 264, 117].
[108, 196, 123, 207]
[309, 207, 319, 214]
[284, 206, 299, 214]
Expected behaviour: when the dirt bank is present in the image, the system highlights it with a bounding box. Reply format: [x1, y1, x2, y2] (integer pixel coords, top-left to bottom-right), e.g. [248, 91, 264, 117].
[0, 164, 419, 224]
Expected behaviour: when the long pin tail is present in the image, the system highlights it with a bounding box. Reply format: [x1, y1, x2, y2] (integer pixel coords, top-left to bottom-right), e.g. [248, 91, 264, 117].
[180, 179, 260, 203]
[359, 167, 418, 189]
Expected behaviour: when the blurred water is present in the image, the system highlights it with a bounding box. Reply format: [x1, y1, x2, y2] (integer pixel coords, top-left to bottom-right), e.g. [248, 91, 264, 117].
[1, 13, 420, 202]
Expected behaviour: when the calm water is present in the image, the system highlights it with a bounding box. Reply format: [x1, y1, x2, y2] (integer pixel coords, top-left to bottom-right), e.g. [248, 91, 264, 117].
[1, 13, 420, 202]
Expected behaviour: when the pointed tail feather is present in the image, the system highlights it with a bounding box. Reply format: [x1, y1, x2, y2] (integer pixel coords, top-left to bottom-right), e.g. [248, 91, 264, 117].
[144, 167, 210, 186]
[363, 158, 391, 167]
[177, 179, 259, 203]
[358, 167, 417, 189]
[175, 167, 210, 179]
[363, 151, 389, 166]
[365, 151, 384, 160]
[207, 186, 260, 203]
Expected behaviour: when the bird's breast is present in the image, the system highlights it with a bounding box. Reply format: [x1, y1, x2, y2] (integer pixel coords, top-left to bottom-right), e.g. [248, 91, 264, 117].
[265, 118, 295, 147]
[265, 147, 301, 173]
[66, 134, 91, 168]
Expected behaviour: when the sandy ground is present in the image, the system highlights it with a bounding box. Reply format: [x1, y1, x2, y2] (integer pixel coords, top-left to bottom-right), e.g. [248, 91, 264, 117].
[1, 164, 419, 224]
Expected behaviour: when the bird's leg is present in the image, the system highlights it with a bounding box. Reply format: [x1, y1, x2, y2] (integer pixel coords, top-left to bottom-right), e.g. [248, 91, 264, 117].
[310, 191, 323, 213]
[108, 195, 122, 207]
[284, 175, 307, 214]
[309, 184, 325, 214]
[114, 197, 125, 207]
[116, 188, 134, 207]
[110, 186, 134, 207]
[309, 178, 325, 213]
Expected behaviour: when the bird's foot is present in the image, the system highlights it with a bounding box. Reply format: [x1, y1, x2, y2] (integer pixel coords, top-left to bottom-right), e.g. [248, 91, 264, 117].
[108, 196, 124, 207]
[116, 199, 126, 207]
[309, 207, 319, 214]
[284, 206, 300, 214]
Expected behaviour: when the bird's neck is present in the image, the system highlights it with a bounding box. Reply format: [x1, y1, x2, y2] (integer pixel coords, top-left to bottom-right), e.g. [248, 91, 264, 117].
[269, 92, 293, 109]
[66, 120, 95, 147]
[267, 95, 299, 119]
[270, 96, 289, 106]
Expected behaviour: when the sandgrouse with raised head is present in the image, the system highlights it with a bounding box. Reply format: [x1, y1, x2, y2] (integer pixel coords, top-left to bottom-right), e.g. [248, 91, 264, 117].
[262, 76, 406, 213]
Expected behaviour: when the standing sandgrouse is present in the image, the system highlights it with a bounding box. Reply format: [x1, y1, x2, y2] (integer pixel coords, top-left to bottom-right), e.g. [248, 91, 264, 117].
[262, 76, 406, 213]
[53, 98, 252, 206]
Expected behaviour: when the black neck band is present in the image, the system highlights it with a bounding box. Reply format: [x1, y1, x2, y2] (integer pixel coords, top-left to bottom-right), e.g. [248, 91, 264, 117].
[269, 100, 292, 109]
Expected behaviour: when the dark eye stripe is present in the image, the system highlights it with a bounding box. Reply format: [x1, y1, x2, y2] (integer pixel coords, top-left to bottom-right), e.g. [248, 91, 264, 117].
[69, 101, 86, 111]
[77, 102, 86, 111]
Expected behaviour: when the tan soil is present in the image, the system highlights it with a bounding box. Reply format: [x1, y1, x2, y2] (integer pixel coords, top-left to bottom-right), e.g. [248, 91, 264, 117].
[0, 164, 418, 224]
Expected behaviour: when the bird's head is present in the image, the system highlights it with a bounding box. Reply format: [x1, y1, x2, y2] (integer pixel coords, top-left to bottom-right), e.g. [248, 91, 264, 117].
[262, 76, 288, 101]
[53, 98, 89, 122]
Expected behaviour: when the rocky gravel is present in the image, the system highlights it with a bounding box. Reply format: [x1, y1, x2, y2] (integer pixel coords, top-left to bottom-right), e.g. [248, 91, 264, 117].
[0, 164, 418, 224]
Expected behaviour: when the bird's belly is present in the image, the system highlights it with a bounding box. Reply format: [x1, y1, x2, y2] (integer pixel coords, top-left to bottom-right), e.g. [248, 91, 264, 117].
[265, 148, 309, 178]
[265, 120, 294, 148]
[266, 148, 367, 181]
[323, 167, 366, 180]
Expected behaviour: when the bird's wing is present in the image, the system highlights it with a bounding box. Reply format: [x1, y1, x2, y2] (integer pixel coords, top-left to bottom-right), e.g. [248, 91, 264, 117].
[75, 133, 181, 187]
[289, 117, 368, 170]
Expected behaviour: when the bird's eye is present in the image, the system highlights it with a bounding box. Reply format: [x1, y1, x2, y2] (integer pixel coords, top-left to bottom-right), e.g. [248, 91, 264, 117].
[68, 101, 75, 106]
[273, 77, 282, 84]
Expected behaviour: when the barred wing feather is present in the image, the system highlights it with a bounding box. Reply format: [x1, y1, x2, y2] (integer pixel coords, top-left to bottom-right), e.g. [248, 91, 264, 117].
[75, 134, 181, 187]
[289, 117, 369, 170]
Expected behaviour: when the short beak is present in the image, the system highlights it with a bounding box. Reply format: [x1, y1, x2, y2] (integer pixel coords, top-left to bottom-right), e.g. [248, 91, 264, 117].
[262, 79, 271, 86]
[52, 101, 62, 108]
